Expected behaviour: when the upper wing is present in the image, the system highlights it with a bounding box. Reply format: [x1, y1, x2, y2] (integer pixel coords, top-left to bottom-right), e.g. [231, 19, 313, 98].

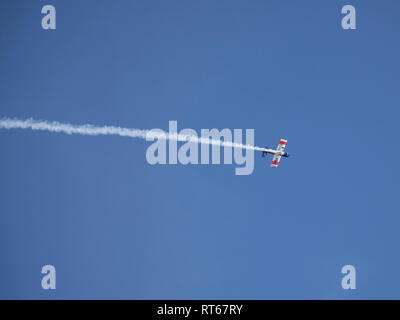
[276, 139, 287, 152]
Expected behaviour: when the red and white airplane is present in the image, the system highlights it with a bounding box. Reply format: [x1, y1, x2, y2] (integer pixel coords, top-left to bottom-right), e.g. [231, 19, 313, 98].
[261, 139, 290, 167]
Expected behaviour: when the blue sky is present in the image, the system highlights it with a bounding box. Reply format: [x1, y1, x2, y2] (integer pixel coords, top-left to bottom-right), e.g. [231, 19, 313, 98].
[0, 0, 399, 299]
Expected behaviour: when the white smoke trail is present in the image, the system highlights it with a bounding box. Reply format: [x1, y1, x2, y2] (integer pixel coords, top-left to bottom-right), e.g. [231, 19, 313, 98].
[0, 117, 268, 152]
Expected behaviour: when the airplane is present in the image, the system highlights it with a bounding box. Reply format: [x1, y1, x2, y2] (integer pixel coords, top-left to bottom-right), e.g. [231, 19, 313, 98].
[261, 139, 290, 167]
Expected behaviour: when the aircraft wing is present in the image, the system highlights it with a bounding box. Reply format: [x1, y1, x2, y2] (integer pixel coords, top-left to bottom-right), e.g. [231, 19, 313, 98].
[271, 154, 282, 167]
[276, 139, 287, 152]
[270, 139, 287, 167]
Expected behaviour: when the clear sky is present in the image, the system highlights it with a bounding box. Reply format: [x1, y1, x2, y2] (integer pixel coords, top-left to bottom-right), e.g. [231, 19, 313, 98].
[0, 0, 399, 299]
